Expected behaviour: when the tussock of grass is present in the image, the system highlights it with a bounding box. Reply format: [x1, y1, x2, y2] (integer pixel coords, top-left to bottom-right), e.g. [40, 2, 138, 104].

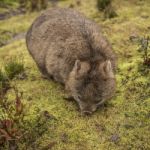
[0, 0, 150, 149]
[4, 58, 25, 79]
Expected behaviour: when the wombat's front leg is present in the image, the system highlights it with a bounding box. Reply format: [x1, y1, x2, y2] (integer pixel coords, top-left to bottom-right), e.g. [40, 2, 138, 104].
[63, 95, 74, 101]
[41, 73, 54, 80]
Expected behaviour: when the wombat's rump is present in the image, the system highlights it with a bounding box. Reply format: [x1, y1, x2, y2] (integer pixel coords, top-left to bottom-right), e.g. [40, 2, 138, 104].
[26, 8, 117, 114]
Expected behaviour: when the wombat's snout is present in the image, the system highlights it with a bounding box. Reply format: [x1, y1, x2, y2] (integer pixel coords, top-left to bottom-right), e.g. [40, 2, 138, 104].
[80, 104, 97, 115]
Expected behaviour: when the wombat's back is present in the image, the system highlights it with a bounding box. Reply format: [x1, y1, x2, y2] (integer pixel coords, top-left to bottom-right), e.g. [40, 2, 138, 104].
[26, 8, 116, 83]
[26, 8, 88, 76]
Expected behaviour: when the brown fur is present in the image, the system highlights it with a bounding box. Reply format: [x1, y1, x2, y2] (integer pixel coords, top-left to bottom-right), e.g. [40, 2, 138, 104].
[26, 8, 117, 114]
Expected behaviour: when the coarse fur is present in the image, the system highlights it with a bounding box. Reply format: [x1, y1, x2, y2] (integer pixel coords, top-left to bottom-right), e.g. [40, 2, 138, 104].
[26, 8, 117, 114]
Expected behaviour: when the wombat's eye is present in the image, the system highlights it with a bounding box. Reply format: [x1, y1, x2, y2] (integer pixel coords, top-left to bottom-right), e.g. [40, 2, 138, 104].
[103, 78, 108, 81]
[94, 97, 101, 103]
[94, 94, 102, 103]
[84, 78, 90, 84]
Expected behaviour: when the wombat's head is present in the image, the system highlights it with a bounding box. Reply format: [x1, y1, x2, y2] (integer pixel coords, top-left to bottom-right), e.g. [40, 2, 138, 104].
[66, 60, 116, 115]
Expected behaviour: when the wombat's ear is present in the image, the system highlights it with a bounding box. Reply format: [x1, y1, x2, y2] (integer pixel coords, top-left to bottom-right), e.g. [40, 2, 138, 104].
[100, 60, 114, 78]
[74, 60, 81, 72]
[73, 60, 90, 78]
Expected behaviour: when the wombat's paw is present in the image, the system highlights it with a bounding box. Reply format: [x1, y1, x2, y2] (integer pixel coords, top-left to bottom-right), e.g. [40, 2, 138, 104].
[63, 95, 74, 101]
[41, 74, 53, 80]
[98, 102, 108, 108]
[41, 74, 49, 79]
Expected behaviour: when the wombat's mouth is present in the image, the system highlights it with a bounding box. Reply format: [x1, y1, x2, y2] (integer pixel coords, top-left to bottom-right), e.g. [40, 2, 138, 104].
[81, 111, 92, 115]
[64, 95, 103, 115]
[79, 102, 98, 115]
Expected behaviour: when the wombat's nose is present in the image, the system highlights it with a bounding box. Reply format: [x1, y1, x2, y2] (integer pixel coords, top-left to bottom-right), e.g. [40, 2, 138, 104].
[82, 111, 92, 115]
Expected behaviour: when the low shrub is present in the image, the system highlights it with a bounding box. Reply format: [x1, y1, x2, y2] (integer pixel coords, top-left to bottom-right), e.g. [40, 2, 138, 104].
[104, 4, 117, 18]
[19, 0, 48, 12]
[0, 70, 9, 97]
[138, 36, 150, 67]
[0, 86, 55, 149]
[0, 57, 56, 149]
[97, 0, 111, 11]
[130, 35, 150, 67]
[97, 0, 117, 19]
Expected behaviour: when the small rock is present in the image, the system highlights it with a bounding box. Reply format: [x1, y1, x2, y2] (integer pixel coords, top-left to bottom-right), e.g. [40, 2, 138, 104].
[110, 134, 120, 143]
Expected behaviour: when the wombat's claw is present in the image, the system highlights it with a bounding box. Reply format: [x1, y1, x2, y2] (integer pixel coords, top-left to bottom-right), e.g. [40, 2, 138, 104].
[78, 95, 81, 99]
[81, 111, 92, 116]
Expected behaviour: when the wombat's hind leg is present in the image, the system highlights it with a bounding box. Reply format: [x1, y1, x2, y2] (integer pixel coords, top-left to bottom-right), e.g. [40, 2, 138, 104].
[38, 67, 52, 80]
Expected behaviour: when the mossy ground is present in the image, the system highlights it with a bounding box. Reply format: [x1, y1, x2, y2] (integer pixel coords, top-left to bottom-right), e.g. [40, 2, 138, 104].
[0, 0, 150, 149]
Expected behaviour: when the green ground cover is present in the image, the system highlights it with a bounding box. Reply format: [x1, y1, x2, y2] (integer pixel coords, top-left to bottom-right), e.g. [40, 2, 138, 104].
[0, 0, 150, 149]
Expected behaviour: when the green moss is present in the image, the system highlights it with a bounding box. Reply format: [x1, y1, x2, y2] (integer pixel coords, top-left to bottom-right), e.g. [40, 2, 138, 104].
[0, 12, 39, 46]
[0, 12, 38, 32]
[0, 0, 150, 149]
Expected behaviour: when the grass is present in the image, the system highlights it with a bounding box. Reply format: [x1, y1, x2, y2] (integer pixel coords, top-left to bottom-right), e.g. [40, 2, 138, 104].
[0, 0, 18, 8]
[0, 12, 39, 46]
[0, 12, 38, 32]
[0, 0, 150, 149]
[0, 7, 9, 13]
[4, 57, 25, 79]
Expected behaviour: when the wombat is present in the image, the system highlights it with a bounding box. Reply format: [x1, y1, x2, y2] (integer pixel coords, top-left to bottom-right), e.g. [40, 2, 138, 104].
[26, 8, 117, 115]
